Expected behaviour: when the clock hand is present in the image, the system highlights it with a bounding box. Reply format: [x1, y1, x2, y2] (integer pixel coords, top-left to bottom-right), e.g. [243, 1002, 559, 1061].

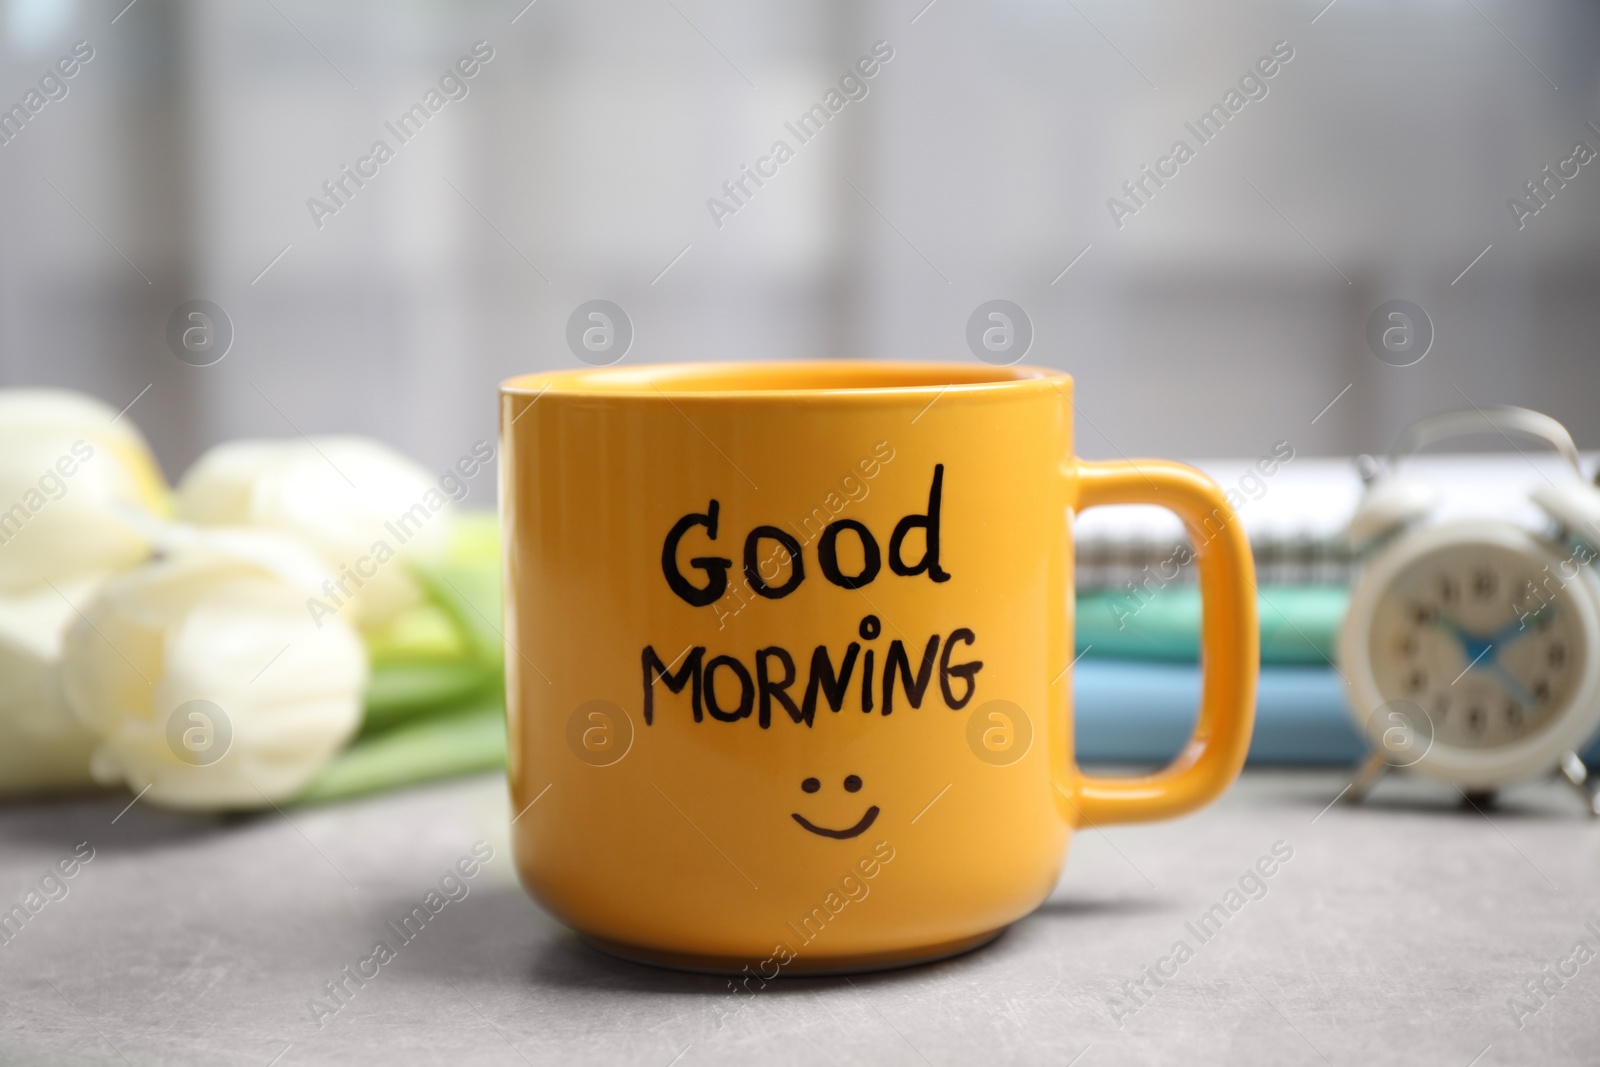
[1485, 661, 1539, 708]
[1436, 624, 1536, 705]
[1432, 611, 1545, 706]
[1435, 613, 1537, 703]
[1488, 601, 1554, 648]
[1435, 612, 1497, 669]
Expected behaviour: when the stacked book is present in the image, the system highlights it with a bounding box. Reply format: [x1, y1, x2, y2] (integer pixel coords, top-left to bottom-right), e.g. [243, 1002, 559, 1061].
[1072, 452, 1598, 767]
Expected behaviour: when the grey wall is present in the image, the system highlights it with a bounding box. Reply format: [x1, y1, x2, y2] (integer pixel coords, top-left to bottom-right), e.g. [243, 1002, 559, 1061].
[0, 0, 1596, 483]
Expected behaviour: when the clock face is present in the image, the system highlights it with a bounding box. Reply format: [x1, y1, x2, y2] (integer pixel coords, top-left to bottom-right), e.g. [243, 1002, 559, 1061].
[1367, 541, 1585, 751]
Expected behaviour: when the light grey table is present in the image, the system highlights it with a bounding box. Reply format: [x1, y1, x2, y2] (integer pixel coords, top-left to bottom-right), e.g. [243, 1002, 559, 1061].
[3, 768, 1597, 1066]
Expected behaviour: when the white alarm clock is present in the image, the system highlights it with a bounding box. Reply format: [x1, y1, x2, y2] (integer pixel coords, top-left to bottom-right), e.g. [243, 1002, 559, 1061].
[1339, 406, 1600, 812]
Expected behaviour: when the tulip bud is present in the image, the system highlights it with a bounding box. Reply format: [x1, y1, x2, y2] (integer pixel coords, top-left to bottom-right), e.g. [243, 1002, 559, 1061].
[0, 389, 166, 593]
[61, 529, 367, 809]
[174, 437, 449, 631]
[0, 572, 108, 795]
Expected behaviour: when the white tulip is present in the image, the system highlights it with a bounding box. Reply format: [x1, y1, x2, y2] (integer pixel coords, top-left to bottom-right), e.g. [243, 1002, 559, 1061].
[0, 572, 109, 795]
[61, 528, 367, 810]
[174, 437, 450, 631]
[0, 389, 167, 593]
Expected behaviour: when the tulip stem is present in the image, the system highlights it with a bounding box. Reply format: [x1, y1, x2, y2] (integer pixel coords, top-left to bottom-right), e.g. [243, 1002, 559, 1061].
[295, 701, 506, 805]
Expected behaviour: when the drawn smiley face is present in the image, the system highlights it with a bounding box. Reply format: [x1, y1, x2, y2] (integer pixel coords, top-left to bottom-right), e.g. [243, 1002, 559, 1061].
[791, 774, 880, 839]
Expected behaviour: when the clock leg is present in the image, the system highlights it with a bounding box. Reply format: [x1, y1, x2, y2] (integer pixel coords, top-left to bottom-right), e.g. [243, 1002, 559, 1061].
[1346, 752, 1389, 804]
[1558, 751, 1600, 818]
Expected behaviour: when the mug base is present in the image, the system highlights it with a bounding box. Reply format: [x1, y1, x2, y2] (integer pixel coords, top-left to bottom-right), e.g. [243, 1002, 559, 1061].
[581, 927, 1007, 977]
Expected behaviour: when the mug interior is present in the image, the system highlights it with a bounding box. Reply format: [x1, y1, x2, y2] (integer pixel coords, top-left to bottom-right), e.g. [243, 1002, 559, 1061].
[502, 361, 1067, 397]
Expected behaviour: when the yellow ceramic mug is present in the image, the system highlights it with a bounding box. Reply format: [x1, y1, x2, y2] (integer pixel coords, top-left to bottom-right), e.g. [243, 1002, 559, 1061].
[500, 362, 1257, 975]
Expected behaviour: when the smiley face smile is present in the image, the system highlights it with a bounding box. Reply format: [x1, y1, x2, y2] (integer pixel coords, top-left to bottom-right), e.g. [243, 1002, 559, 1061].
[792, 774, 880, 839]
[791, 808, 880, 839]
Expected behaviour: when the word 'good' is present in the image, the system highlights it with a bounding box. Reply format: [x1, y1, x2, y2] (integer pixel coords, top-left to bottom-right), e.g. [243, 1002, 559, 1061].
[662, 465, 950, 608]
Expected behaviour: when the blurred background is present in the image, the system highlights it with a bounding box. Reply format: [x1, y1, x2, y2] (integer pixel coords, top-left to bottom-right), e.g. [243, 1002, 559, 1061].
[0, 0, 1596, 480]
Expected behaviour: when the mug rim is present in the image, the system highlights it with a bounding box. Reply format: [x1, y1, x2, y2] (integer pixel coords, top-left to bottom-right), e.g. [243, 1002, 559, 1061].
[501, 361, 1072, 400]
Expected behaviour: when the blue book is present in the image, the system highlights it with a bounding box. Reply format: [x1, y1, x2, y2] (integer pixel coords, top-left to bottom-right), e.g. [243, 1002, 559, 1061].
[1068, 659, 1600, 767]
[1074, 660, 1361, 765]
[1074, 660, 1600, 767]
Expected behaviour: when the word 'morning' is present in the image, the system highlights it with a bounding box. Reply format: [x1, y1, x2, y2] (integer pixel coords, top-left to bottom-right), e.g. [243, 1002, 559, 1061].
[663, 464, 949, 608]
[642, 618, 983, 728]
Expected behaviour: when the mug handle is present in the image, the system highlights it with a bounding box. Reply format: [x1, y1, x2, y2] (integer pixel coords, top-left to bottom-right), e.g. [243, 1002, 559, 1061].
[1068, 459, 1259, 825]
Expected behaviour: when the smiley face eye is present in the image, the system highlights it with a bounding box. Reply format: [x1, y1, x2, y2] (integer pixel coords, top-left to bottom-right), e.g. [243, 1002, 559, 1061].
[844, 775, 862, 793]
[801, 777, 820, 793]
